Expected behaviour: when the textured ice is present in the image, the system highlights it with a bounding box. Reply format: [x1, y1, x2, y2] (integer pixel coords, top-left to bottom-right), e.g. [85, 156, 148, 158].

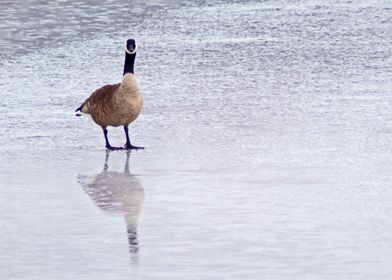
[1, 0, 392, 279]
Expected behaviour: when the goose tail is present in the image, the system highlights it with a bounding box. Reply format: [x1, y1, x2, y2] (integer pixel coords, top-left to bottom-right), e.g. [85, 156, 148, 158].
[75, 103, 85, 117]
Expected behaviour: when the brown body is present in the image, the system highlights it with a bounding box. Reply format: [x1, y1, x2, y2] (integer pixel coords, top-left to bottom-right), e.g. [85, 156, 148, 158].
[80, 73, 143, 128]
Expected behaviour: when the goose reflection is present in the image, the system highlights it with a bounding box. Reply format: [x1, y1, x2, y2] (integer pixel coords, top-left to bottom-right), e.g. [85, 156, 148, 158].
[79, 151, 144, 255]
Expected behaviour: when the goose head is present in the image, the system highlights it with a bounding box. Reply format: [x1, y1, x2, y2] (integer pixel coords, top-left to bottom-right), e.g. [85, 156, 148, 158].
[125, 39, 137, 55]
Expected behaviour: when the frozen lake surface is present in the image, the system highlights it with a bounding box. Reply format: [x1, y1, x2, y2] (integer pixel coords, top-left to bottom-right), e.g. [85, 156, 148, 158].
[1, 0, 392, 279]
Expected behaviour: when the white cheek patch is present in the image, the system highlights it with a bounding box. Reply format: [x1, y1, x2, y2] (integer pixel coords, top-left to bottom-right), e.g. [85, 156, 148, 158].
[125, 44, 138, 55]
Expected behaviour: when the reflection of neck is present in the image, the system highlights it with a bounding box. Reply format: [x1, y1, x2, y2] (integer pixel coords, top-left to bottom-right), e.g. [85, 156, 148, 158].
[127, 223, 139, 254]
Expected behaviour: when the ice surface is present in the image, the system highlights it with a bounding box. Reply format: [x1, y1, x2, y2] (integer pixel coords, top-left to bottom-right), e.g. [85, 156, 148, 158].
[1, 0, 392, 279]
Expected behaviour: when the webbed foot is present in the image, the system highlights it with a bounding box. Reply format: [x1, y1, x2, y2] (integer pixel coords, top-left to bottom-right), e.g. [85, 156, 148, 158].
[106, 145, 124, 151]
[124, 144, 144, 150]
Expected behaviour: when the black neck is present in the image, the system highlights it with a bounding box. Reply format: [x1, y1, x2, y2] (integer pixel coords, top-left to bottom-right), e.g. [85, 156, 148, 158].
[123, 52, 136, 75]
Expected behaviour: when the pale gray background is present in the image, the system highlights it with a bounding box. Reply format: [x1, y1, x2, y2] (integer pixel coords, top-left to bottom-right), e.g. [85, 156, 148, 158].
[1, 0, 391, 279]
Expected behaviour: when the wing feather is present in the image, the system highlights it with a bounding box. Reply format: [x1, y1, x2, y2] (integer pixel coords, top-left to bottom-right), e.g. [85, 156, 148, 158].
[82, 83, 120, 114]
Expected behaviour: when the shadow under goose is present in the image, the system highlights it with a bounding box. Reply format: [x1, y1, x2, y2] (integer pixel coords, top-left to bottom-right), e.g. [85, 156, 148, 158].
[78, 151, 144, 255]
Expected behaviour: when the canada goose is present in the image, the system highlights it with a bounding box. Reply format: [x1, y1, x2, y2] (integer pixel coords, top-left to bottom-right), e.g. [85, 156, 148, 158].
[75, 38, 143, 150]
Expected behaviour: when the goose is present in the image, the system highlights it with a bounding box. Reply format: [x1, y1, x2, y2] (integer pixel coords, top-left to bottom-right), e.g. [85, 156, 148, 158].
[75, 38, 143, 150]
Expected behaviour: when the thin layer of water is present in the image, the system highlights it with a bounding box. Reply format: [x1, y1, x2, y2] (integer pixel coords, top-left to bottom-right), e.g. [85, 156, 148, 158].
[1, 1, 392, 279]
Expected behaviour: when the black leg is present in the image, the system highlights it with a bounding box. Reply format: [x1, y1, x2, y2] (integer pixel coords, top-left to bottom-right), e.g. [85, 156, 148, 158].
[103, 127, 110, 148]
[102, 127, 123, 150]
[124, 126, 131, 147]
[124, 126, 144, 150]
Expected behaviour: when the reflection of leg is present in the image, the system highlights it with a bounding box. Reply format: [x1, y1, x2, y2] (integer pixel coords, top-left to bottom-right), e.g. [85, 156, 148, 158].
[103, 150, 110, 171]
[103, 127, 123, 150]
[124, 151, 131, 174]
[124, 126, 144, 150]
